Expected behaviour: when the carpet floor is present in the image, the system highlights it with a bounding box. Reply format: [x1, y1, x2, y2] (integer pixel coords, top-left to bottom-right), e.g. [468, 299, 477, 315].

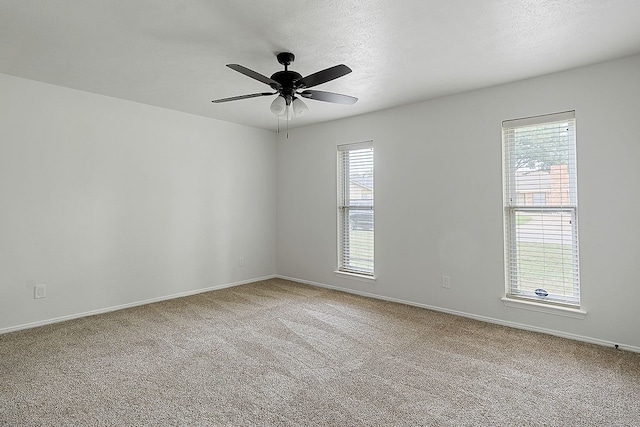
[1, 278, 639, 426]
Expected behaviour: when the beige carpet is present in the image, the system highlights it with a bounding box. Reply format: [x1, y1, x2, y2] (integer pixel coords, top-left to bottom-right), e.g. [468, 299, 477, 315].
[1, 278, 639, 426]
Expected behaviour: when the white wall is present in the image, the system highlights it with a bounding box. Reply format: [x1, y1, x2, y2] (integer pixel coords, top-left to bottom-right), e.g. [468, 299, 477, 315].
[276, 55, 640, 350]
[0, 73, 277, 332]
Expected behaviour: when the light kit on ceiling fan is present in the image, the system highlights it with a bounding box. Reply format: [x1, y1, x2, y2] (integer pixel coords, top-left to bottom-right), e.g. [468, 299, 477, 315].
[291, 97, 308, 117]
[269, 96, 287, 116]
[270, 96, 308, 120]
[212, 52, 357, 121]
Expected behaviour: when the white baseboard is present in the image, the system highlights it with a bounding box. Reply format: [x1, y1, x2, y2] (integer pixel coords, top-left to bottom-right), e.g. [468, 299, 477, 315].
[277, 275, 640, 354]
[0, 275, 277, 335]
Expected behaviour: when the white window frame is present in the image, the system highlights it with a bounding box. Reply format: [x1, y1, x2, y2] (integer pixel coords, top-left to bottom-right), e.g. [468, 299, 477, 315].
[502, 111, 580, 308]
[337, 141, 374, 277]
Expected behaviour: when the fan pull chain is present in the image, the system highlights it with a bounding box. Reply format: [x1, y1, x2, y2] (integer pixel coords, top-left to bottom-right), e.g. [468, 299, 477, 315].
[275, 112, 289, 138]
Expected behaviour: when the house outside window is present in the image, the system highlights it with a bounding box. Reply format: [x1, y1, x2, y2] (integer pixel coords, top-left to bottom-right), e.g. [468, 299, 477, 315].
[503, 111, 580, 307]
[337, 141, 374, 276]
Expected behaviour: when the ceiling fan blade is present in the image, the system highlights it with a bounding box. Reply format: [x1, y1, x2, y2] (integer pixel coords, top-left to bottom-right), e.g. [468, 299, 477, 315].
[299, 90, 358, 105]
[212, 92, 276, 103]
[297, 64, 352, 89]
[227, 64, 282, 89]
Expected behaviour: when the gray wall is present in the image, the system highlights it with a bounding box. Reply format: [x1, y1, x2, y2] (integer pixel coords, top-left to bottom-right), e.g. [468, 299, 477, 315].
[0, 74, 277, 331]
[276, 55, 640, 350]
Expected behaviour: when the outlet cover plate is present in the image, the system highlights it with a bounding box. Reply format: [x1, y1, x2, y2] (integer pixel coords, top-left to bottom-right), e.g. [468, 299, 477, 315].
[441, 276, 450, 289]
[34, 284, 46, 299]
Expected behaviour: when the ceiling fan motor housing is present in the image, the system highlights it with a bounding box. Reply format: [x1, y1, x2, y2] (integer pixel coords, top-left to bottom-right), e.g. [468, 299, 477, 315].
[270, 70, 303, 101]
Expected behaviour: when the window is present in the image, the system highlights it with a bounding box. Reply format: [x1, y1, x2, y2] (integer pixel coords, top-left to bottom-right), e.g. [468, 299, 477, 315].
[503, 111, 580, 307]
[337, 141, 374, 276]
[532, 192, 547, 206]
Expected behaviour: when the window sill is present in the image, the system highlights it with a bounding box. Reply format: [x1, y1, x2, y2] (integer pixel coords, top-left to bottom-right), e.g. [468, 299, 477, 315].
[334, 270, 376, 283]
[501, 297, 587, 319]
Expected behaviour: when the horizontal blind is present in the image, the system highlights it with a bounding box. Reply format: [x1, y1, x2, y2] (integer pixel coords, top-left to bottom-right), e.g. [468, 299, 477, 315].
[503, 111, 580, 306]
[338, 141, 374, 275]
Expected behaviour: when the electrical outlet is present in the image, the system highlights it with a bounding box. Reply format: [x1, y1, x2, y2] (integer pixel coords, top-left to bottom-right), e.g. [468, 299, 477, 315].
[239, 257, 244, 267]
[34, 284, 46, 299]
[441, 276, 450, 289]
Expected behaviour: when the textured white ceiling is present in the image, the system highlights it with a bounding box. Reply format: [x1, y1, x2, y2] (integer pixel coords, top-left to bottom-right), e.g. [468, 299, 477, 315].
[1, 0, 640, 131]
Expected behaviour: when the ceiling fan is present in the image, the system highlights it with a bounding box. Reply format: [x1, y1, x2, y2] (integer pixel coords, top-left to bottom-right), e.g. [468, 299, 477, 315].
[212, 52, 357, 120]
